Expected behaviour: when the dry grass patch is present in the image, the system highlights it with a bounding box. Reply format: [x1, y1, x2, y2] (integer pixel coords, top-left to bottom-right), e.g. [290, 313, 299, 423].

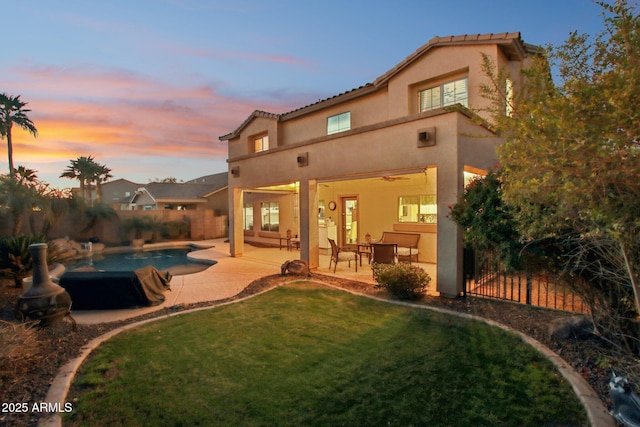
[0, 320, 41, 376]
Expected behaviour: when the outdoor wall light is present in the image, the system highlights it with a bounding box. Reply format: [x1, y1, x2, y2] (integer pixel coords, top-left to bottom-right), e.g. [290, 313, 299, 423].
[231, 166, 240, 177]
[297, 152, 309, 167]
[417, 127, 436, 147]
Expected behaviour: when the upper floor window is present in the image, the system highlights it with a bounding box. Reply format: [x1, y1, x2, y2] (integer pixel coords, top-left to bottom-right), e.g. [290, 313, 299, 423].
[253, 135, 269, 153]
[419, 77, 468, 112]
[505, 78, 514, 117]
[327, 112, 351, 135]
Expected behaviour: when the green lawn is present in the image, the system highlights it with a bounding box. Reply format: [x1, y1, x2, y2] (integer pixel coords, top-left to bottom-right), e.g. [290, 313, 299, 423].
[65, 282, 587, 426]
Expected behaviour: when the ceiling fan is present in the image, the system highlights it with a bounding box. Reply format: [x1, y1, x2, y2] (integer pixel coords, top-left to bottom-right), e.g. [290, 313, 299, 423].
[380, 176, 410, 182]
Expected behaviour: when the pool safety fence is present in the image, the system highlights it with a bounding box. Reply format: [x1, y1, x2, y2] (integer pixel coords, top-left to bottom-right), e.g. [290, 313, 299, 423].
[464, 249, 588, 314]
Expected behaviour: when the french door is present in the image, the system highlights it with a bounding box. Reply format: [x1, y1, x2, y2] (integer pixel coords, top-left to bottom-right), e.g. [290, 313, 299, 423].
[341, 196, 358, 247]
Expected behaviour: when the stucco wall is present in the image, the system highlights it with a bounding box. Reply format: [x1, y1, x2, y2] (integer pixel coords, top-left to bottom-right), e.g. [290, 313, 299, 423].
[1, 209, 228, 244]
[223, 35, 534, 297]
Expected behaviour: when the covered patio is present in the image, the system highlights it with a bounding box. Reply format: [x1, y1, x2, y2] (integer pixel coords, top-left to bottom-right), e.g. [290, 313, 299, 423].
[242, 239, 437, 288]
[234, 168, 481, 295]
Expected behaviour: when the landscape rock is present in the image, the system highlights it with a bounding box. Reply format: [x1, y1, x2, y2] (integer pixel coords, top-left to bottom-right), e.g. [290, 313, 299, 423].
[549, 315, 593, 340]
[280, 260, 311, 277]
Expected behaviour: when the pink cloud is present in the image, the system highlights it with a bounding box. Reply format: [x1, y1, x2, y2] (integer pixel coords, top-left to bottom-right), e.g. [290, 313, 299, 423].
[10, 64, 219, 101]
[158, 41, 317, 69]
[2, 62, 317, 187]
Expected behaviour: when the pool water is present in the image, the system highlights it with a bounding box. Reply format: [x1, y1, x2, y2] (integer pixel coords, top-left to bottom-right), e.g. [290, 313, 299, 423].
[65, 248, 213, 272]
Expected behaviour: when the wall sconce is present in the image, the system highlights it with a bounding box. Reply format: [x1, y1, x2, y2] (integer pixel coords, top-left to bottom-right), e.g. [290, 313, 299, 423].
[297, 152, 309, 167]
[231, 166, 240, 177]
[417, 127, 436, 147]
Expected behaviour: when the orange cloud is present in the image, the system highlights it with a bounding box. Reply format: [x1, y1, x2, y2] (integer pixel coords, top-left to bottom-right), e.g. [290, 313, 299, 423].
[2, 62, 323, 187]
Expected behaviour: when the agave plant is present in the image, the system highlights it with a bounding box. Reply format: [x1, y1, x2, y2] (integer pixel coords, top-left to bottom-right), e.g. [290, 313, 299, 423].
[0, 235, 53, 287]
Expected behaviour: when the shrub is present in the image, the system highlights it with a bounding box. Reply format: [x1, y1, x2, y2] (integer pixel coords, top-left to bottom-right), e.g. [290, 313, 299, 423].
[122, 216, 161, 240]
[372, 262, 431, 300]
[162, 220, 190, 240]
[0, 235, 50, 287]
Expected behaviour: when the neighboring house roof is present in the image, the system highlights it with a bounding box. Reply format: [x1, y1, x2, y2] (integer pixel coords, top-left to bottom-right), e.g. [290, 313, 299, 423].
[186, 172, 229, 197]
[107, 178, 139, 186]
[185, 172, 228, 187]
[103, 172, 228, 206]
[143, 182, 217, 203]
[219, 32, 540, 141]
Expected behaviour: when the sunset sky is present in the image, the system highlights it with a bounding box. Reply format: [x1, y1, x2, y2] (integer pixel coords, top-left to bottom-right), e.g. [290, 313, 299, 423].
[2, 0, 608, 189]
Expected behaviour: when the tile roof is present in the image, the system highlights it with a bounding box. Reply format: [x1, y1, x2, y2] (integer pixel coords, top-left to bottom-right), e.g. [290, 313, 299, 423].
[219, 32, 539, 141]
[219, 110, 281, 141]
[374, 32, 528, 86]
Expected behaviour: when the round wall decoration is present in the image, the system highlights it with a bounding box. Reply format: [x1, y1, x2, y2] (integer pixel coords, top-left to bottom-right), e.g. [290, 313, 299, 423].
[328, 201, 337, 211]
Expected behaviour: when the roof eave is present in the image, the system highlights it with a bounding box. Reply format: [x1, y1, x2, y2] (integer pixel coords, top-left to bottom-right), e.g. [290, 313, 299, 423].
[219, 110, 279, 141]
[375, 32, 533, 87]
[279, 83, 376, 121]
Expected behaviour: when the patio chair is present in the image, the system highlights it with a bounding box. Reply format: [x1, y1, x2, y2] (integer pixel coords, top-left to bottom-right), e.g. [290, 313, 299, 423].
[371, 243, 397, 278]
[328, 238, 357, 272]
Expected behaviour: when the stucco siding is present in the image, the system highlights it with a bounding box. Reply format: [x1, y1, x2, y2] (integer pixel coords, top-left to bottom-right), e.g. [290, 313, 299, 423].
[230, 111, 462, 188]
[387, 44, 502, 121]
[222, 33, 538, 297]
[228, 116, 278, 158]
[278, 90, 389, 146]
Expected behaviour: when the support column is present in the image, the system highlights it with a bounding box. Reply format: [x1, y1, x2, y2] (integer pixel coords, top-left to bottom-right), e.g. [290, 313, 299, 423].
[436, 166, 464, 298]
[229, 186, 244, 257]
[299, 179, 319, 269]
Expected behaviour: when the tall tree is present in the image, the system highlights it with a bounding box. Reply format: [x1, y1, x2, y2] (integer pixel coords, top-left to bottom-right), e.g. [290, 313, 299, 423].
[480, 1, 640, 319]
[449, 171, 524, 271]
[60, 156, 111, 205]
[0, 93, 38, 177]
[60, 156, 94, 202]
[92, 162, 112, 204]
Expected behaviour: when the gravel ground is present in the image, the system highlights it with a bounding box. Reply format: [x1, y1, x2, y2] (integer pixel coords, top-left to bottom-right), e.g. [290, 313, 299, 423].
[1, 273, 637, 426]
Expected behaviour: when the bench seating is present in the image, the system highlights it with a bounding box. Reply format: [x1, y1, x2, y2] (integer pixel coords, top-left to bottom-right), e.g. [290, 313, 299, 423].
[379, 232, 420, 263]
[257, 231, 297, 250]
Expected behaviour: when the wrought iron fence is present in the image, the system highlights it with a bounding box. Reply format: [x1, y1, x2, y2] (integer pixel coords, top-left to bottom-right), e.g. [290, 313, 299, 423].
[464, 249, 588, 314]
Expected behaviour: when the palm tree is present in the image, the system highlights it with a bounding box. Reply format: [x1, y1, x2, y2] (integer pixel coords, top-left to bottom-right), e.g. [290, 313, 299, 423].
[60, 156, 112, 205]
[60, 156, 94, 203]
[0, 93, 38, 177]
[14, 165, 39, 185]
[92, 162, 112, 204]
[61, 157, 87, 201]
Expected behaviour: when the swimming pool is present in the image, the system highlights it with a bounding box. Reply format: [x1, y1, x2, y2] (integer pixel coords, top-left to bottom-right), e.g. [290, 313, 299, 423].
[65, 248, 216, 273]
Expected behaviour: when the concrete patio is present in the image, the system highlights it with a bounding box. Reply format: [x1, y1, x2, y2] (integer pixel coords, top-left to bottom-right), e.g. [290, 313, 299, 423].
[70, 238, 436, 324]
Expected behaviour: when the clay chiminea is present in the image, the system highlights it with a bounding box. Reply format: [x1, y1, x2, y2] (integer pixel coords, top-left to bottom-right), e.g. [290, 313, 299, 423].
[17, 243, 73, 326]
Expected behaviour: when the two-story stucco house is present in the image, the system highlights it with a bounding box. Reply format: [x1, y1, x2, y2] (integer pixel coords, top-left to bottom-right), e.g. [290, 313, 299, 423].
[220, 33, 539, 298]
